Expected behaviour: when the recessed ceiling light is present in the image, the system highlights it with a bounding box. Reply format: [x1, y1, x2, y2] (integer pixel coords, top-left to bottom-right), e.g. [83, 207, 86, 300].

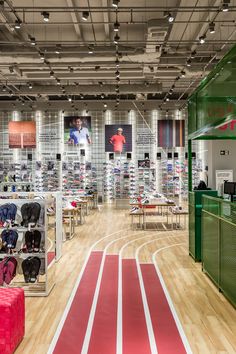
[42, 11, 50, 22]
[82, 11, 89, 21]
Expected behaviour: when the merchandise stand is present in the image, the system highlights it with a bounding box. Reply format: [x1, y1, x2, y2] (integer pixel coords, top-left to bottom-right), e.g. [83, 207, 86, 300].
[0, 192, 62, 261]
[188, 44, 236, 307]
[0, 197, 55, 296]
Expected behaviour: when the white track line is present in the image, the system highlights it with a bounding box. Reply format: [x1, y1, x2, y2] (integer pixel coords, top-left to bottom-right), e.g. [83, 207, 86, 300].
[152, 244, 193, 354]
[47, 227, 131, 354]
[117, 232, 182, 354]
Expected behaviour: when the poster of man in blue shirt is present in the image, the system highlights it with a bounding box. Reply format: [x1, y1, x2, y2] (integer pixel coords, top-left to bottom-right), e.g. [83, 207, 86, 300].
[64, 116, 91, 145]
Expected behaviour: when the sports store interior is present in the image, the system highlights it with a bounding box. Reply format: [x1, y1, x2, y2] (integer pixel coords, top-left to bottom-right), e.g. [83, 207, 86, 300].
[1, 1, 236, 353]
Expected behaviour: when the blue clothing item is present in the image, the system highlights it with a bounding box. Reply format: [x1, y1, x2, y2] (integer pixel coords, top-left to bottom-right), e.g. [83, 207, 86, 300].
[69, 127, 90, 145]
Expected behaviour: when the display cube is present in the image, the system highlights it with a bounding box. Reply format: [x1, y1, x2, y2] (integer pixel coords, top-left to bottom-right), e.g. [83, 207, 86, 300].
[0, 288, 25, 354]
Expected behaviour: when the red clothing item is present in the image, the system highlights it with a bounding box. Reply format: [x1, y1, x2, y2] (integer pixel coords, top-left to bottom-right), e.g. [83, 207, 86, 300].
[110, 134, 126, 152]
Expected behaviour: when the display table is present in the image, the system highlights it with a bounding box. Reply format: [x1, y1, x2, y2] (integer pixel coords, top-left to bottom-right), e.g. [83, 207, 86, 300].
[130, 200, 175, 230]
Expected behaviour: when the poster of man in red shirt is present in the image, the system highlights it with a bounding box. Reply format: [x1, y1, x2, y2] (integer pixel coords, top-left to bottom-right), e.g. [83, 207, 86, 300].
[105, 124, 132, 153]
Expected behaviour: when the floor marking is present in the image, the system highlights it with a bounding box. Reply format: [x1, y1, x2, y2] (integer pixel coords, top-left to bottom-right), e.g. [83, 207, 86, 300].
[81, 230, 154, 354]
[47, 227, 130, 354]
[152, 244, 193, 354]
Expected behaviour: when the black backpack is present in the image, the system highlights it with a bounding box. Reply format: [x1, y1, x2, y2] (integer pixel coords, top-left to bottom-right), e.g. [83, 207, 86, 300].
[21, 202, 41, 227]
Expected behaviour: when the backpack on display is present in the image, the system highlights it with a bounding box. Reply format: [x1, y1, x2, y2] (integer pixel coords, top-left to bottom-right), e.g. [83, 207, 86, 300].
[0, 256, 18, 285]
[21, 202, 41, 227]
[0, 203, 17, 224]
[1, 229, 18, 252]
[21, 256, 41, 283]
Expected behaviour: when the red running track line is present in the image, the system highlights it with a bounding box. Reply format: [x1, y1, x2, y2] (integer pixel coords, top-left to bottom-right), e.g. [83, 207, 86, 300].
[141, 264, 187, 354]
[122, 259, 152, 354]
[88, 255, 118, 354]
[53, 251, 103, 354]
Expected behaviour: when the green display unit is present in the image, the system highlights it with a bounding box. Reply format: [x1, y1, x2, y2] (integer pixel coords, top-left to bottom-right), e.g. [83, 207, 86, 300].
[189, 190, 218, 261]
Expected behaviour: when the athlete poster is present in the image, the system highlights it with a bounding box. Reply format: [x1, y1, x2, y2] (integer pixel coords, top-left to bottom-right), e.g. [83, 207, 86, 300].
[64, 116, 92, 145]
[8, 121, 36, 148]
[105, 124, 132, 153]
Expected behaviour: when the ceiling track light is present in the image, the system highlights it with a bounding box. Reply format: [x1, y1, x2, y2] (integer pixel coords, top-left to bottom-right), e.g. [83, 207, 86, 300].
[14, 19, 22, 29]
[42, 11, 50, 22]
[114, 21, 120, 32]
[115, 70, 120, 77]
[167, 13, 174, 23]
[166, 97, 170, 101]
[180, 70, 186, 77]
[199, 34, 206, 44]
[112, 0, 120, 8]
[101, 93, 105, 99]
[55, 44, 61, 54]
[69, 66, 74, 73]
[190, 50, 196, 58]
[50, 70, 55, 78]
[209, 22, 215, 33]
[114, 33, 120, 44]
[39, 51, 45, 60]
[115, 58, 120, 67]
[68, 96, 72, 102]
[29, 35, 36, 46]
[222, 0, 230, 11]
[103, 102, 107, 108]
[56, 79, 61, 85]
[82, 11, 89, 21]
[186, 59, 191, 66]
[28, 83, 33, 89]
[88, 46, 94, 54]
[116, 77, 120, 82]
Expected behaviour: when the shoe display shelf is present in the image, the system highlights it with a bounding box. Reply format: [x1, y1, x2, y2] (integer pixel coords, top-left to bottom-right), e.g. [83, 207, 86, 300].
[0, 161, 33, 192]
[138, 165, 156, 196]
[62, 161, 96, 195]
[34, 160, 60, 192]
[103, 162, 115, 202]
[0, 196, 57, 296]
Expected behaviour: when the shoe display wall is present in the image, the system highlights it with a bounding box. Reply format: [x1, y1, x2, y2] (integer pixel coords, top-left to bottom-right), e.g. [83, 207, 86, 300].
[0, 161, 33, 192]
[34, 160, 60, 192]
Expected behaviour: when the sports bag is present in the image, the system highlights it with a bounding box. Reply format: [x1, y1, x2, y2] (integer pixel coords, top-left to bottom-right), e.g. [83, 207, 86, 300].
[21, 202, 41, 227]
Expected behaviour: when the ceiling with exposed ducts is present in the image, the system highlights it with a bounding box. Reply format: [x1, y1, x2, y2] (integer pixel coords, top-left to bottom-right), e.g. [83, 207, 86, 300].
[0, 0, 235, 109]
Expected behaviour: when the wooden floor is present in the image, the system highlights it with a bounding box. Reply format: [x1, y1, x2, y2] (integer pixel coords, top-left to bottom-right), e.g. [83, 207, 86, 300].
[15, 205, 236, 354]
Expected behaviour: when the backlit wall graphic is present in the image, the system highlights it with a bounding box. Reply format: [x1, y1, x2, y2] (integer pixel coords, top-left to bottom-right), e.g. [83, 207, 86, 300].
[157, 120, 185, 148]
[8, 121, 36, 148]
